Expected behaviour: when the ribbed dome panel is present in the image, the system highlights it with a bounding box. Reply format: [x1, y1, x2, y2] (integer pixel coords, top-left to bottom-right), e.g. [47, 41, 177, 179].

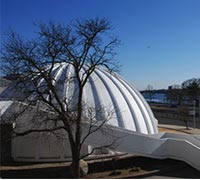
[1, 62, 158, 134]
[43, 63, 158, 134]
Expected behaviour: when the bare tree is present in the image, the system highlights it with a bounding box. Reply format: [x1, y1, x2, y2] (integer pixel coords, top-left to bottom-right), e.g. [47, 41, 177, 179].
[146, 84, 154, 103]
[1, 17, 120, 178]
[167, 84, 183, 106]
[182, 78, 200, 101]
[177, 106, 190, 130]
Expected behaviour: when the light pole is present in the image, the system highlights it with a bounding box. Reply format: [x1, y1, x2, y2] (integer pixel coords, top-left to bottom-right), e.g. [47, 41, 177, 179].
[193, 100, 196, 129]
[199, 97, 200, 121]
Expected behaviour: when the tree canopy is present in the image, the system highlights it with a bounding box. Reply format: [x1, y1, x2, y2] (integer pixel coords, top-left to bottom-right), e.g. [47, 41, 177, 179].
[1, 17, 120, 178]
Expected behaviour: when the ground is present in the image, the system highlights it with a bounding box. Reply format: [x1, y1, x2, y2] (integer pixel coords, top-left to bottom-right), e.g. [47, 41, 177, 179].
[1, 153, 200, 178]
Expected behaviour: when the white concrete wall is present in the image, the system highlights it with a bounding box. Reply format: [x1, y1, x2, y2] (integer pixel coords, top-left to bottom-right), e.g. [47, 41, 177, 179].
[165, 139, 200, 170]
[12, 132, 89, 162]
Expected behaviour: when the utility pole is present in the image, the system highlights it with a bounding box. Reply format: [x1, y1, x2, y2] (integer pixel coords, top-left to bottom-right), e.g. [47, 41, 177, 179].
[199, 97, 200, 121]
[193, 100, 196, 129]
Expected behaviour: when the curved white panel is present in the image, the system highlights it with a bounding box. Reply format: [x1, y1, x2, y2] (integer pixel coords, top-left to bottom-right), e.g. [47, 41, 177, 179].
[41, 63, 158, 134]
[1, 62, 158, 134]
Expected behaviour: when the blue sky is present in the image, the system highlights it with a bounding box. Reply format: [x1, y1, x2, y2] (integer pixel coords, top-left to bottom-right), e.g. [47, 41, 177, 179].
[1, 0, 200, 90]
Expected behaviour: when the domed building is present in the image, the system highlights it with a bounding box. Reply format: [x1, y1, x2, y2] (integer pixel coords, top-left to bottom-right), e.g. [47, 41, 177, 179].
[1, 63, 200, 172]
[0, 63, 158, 161]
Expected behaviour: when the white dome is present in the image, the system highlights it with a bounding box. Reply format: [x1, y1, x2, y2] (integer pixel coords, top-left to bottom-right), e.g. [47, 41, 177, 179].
[0, 62, 158, 134]
[34, 63, 157, 134]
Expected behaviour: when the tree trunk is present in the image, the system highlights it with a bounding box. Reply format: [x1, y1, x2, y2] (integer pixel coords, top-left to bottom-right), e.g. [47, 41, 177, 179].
[70, 150, 80, 178]
[184, 120, 189, 130]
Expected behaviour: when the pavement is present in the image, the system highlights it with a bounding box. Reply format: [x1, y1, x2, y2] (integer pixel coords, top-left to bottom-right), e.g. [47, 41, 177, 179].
[158, 123, 200, 135]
